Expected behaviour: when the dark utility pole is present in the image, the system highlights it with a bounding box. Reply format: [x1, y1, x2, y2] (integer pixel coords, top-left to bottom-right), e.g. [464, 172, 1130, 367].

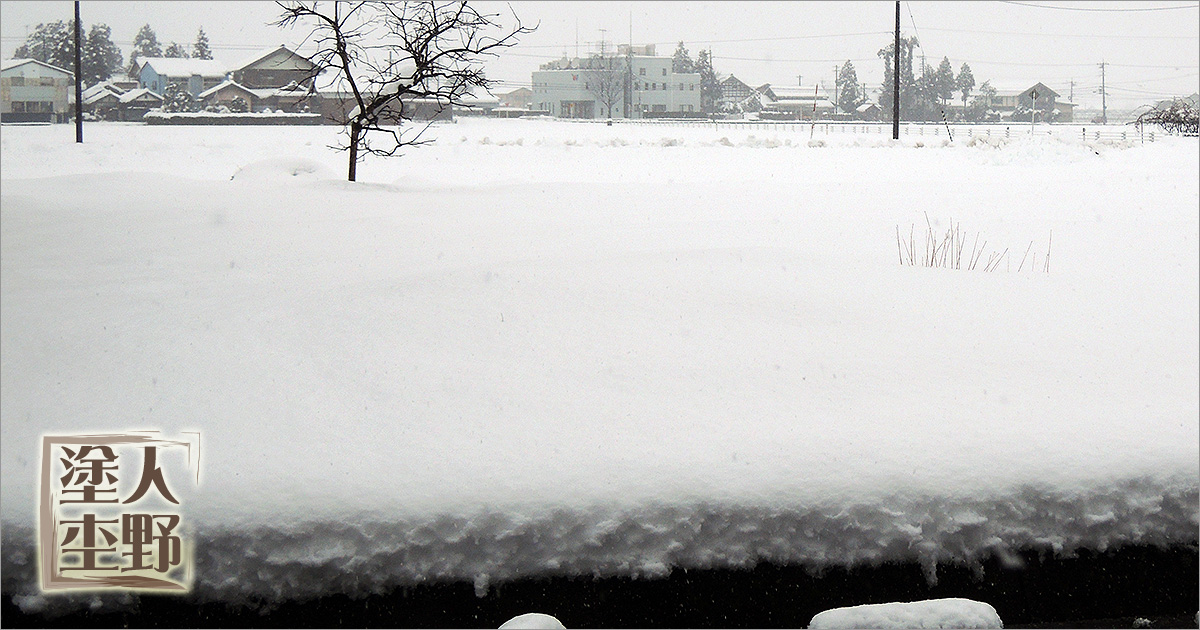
[893, 0, 900, 139]
[74, 1, 83, 142]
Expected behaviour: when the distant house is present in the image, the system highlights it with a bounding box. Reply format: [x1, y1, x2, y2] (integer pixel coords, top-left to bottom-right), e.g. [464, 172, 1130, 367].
[117, 88, 164, 121]
[138, 57, 228, 96]
[316, 90, 452, 124]
[1, 58, 74, 123]
[455, 94, 500, 117]
[991, 82, 1073, 122]
[198, 80, 260, 110]
[498, 87, 532, 109]
[83, 82, 124, 119]
[757, 83, 836, 119]
[855, 102, 880, 121]
[718, 75, 755, 110]
[229, 45, 318, 90]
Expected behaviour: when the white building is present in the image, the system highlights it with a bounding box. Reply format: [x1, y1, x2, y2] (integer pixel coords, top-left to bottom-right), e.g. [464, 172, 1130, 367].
[1, 58, 74, 123]
[531, 44, 701, 119]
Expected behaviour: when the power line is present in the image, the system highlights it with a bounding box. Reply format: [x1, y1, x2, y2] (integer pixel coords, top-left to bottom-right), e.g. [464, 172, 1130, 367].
[712, 55, 878, 63]
[1000, 1, 1199, 11]
[510, 31, 894, 51]
[917, 26, 1196, 40]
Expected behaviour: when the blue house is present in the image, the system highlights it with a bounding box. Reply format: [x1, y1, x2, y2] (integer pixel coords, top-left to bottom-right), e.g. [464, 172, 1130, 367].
[138, 58, 227, 97]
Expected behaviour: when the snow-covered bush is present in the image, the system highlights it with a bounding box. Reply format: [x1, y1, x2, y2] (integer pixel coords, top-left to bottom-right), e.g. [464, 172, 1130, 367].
[1136, 98, 1199, 136]
[228, 96, 248, 113]
[161, 82, 197, 113]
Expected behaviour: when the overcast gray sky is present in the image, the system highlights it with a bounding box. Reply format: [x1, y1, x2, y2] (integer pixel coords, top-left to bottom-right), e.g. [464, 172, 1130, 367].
[2, 1, 1197, 112]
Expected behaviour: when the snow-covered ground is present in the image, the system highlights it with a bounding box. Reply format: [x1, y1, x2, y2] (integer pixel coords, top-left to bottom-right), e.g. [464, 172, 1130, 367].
[1, 119, 1197, 611]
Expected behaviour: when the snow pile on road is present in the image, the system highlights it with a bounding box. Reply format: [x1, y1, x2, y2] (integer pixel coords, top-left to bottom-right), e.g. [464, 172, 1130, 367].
[809, 598, 1003, 629]
[499, 612, 567, 629]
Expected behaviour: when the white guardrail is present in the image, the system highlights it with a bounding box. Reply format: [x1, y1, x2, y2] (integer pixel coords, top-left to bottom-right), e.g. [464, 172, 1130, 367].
[558, 118, 1161, 143]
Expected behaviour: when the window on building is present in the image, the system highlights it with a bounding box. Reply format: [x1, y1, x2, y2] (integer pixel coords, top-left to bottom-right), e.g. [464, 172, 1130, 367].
[639, 68, 645, 76]
[661, 83, 666, 91]
[13, 100, 52, 113]
[679, 83, 684, 91]
[40, 77, 55, 86]
[661, 68, 667, 76]
[9, 76, 24, 86]
[690, 84, 695, 91]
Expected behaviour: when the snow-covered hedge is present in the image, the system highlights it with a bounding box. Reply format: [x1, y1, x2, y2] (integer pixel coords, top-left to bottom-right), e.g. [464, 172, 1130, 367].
[143, 111, 324, 125]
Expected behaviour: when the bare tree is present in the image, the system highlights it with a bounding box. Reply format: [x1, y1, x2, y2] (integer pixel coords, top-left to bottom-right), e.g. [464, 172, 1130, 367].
[1135, 98, 1198, 136]
[585, 54, 624, 119]
[276, 1, 533, 181]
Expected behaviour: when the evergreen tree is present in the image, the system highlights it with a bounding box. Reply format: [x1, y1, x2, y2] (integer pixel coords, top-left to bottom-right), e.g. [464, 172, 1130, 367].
[956, 63, 975, 110]
[164, 42, 190, 58]
[15, 20, 124, 86]
[695, 49, 720, 113]
[83, 24, 124, 86]
[914, 60, 939, 120]
[878, 35, 918, 121]
[934, 56, 955, 108]
[671, 41, 694, 74]
[193, 27, 213, 60]
[836, 60, 865, 114]
[161, 82, 196, 113]
[14, 21, 74, 71]
[131, 24, 162, 65]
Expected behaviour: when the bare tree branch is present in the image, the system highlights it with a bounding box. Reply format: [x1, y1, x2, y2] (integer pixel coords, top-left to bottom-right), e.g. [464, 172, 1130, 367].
[276, 0, 535, 181]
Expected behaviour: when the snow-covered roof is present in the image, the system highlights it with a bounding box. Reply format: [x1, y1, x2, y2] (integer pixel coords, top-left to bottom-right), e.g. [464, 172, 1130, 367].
[230, 45, 313, 72]
[84, 90, 121, 105]
[766, 99, 835, 110]
[139, 57, 228, 78]
[458, 95, 500, 107]
[856, 102, 879, 112]
[118, 88, 163, 103]
[2, 58, 73, 77]
[198, 80, 259, 100]
[767, 85, 830, 100]
[82, 81, 125, 100]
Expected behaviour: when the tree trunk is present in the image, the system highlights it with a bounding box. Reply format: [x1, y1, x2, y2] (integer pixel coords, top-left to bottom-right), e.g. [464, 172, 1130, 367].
[348, 121, 360, 182]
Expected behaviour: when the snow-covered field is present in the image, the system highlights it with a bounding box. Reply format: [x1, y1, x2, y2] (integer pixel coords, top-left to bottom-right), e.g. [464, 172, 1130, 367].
[1, 118, 1197, 612]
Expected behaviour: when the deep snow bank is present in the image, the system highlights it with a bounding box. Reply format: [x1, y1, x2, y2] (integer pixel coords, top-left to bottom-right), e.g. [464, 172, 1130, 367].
[4, 479, 1196, 613]
[808, 597, 1003, 629]
[1, 121, 1196, 615]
